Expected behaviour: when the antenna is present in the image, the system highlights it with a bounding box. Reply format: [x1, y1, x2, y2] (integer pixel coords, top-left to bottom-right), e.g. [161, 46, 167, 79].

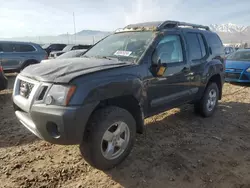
[73, 12, 77, 44]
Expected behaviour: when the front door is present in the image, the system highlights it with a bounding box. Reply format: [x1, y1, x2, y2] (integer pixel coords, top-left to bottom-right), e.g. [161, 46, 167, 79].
[147, 32, 191, 115]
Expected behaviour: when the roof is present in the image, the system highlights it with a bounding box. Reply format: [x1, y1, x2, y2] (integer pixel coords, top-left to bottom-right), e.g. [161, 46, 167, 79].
[0, 41, 37, 45]
[125, 21, 163, 29]
[236, 48, 250, 52]
[115, 20, 210, 33]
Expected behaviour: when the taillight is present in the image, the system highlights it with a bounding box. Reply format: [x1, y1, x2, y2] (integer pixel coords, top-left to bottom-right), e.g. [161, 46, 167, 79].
[0, 66, 3, 72]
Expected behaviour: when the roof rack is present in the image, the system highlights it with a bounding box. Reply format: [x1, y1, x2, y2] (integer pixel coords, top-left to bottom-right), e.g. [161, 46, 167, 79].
[158, 20, 210, 31]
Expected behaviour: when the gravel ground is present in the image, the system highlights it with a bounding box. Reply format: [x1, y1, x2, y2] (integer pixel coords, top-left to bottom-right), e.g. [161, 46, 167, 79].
[0, 75, 250, 188]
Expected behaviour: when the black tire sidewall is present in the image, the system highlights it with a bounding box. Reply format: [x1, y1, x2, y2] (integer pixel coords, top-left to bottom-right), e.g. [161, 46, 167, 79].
[80, 107, 136, 170]
[201, 83, 219, 117]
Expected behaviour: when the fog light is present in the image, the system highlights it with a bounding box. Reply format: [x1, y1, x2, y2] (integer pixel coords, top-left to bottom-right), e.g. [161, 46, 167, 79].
[46, 122, 60, 139]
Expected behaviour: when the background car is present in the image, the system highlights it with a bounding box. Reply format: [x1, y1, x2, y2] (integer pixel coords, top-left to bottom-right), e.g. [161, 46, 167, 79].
[224, 46, 235, 57]
[49, 44, 92, 59]
[225, 49, 250, 83]
[0, 65, 7, 90]
[42, 43, 67, 55]
[56, 49, 87, 59]
[0, 41, 48, 72]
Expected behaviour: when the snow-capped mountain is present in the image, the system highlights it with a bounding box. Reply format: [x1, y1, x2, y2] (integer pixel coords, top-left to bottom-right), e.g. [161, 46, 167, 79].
[209, 23, 248, 33]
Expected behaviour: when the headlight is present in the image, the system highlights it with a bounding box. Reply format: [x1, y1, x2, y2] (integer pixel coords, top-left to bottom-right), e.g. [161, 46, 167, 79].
[246, 67, 250, 73]
[45, 85, 76, 106]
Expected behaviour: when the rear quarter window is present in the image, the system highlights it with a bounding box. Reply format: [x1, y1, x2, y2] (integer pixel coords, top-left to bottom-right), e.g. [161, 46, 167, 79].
[206, 33, 223, 53]
[19, 44, 36, 52]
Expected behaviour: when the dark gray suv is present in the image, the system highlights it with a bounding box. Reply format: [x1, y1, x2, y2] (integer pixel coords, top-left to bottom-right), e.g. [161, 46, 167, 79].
[0, 41, 48, 72]
[13, 21, 225, 170]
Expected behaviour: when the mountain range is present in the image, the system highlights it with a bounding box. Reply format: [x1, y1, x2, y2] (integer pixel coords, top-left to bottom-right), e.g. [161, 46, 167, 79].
[1, 24, 250, 44]
[209, 23, 250, 44]
[57, 24, 250, 44]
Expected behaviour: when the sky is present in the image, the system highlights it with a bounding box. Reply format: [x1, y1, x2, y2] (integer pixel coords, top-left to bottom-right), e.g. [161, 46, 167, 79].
[1, 0, 250, 38]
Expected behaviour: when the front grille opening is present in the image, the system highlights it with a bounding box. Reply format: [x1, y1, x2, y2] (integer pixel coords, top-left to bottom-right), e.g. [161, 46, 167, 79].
[37, 86, 48, 100]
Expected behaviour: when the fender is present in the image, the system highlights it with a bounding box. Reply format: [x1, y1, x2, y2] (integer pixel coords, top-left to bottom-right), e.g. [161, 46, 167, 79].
[70, 64, 148, 111]
[196, 58, 224, 100]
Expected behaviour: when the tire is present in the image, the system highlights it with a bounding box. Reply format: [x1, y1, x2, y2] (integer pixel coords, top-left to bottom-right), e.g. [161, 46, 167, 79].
[19, 61, 35, 72]
[194, 82, 219, 117]
[80, 106, 136, 170]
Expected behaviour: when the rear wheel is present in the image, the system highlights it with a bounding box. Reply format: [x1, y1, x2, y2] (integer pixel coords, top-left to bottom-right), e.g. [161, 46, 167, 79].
[19, 61, 36, 72]
[194, 82, 219, 117]
[80, 106, 136, 170]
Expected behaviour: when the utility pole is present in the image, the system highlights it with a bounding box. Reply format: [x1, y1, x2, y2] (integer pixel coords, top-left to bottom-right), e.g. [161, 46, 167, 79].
[67, 32, 69, 44]
[73, 12, 77, 44]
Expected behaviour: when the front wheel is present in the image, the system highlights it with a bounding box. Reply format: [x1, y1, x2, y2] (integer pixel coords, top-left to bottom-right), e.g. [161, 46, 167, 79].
[195, 82, 219, 117]
[80, 106, 136, 170]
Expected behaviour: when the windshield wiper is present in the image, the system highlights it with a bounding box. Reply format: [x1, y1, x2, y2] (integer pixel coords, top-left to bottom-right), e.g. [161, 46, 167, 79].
[95, 56, 119, 61]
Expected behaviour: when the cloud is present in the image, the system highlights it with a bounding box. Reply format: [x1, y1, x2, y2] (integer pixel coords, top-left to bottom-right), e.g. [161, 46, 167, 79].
[123, 0, 184, 26]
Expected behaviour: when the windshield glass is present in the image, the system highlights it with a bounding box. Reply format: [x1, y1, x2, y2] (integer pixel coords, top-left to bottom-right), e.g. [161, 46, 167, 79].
[42, 44, 50, 49]
[84, 31, 155, 63]
[227, 50, 250, 61]
[57, 50, 86, 59]
[62, 45, 74, 52]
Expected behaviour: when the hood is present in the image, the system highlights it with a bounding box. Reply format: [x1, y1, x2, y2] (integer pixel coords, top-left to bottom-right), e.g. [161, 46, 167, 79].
[226, 60, 250, 70]
[20, 57, 132, 83]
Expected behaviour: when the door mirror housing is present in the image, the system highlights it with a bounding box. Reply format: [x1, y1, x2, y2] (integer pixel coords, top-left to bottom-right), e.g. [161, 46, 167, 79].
[150, 57, 167, 77]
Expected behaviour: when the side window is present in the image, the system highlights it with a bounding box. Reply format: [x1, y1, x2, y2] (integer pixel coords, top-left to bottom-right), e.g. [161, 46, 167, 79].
[0, 43, 14, 52]
[153, 35, 183, 64]
[19, 44, 36, 52]
[207, 33, 223, 51]
[186, 33, 205, 60]
[197, 34, 206, 57]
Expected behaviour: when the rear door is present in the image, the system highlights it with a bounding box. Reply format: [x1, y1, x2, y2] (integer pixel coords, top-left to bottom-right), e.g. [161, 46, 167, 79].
[183, 32, 208, 100]
[0, 43, 22, 70]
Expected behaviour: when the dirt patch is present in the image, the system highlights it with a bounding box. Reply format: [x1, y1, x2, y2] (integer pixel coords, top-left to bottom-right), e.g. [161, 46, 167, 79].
[0, 80, 250, 188]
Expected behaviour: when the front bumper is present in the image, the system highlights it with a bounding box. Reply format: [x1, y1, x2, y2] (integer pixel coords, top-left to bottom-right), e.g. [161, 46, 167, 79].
[14, 103, 96, 145]
[13, 74, 98, 145]
[225, 71, 250, 83]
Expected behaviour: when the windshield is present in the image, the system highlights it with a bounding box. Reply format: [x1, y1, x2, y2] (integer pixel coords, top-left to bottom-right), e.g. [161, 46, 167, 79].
[57, 50, 86, 59]
[227, 50, 250, 61]
[42, 44, 50, 49]
[84, 31, 155, 63]
[62, 45, 74, 52]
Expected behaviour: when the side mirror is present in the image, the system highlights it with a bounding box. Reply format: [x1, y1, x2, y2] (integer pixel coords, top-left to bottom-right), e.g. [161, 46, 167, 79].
[150, 57, 167, 77]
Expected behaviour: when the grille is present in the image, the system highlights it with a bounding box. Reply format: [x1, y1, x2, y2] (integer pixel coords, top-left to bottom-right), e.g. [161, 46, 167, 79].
[225, 73, 241, 80]
[19, 80, 34, 99]
[235, 69, 243, 73]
